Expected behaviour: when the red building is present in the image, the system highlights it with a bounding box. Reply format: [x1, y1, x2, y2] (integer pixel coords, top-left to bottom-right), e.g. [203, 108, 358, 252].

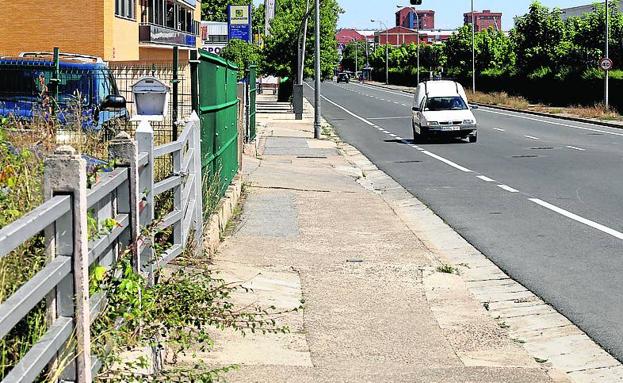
[336, 29, 365, 46]
[376, 26, 423, 46]
[463, 10, 502, 32]
[395, 7, 435, 30]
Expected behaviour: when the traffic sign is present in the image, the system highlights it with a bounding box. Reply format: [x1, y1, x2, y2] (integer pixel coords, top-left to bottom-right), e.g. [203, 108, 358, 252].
[600, 57, 613, 71]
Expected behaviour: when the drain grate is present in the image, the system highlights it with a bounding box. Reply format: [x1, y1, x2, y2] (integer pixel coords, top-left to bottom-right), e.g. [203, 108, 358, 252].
[588, 133, 604, 136]
[512, 154, 538, 158]
[530, 147, 554, 150]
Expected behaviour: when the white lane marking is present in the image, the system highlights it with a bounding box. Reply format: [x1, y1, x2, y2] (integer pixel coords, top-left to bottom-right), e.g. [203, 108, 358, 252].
[352, 82, 413, 98]
[493, 128, 505, 132]
[529, 198, 623, 240]
[498, 184, 519, 193]
[525, 135, 540, 140]
[566, 145, 586, 151]
[480, 108, 623, 138]
[421, 151, 472, 173]
[306, 84, 375, 127]
[367, 116, 412, 120]
[389, 133, 398, 138]
[477, 175, 495, 182]
[308, 82, 473, 173]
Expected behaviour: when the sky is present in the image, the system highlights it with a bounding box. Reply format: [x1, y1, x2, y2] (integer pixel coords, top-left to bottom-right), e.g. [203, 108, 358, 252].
[253, 0, 603, 30]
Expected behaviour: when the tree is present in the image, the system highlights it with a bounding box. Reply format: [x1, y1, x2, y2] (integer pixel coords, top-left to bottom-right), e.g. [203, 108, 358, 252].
[511, 2, 568, 77]
[445, 25, 514, 76]
[262, 0, 341, 80]
[202, 0, 252, 22]
[340, 41, 366, 73]
[221, 39, 261, 78]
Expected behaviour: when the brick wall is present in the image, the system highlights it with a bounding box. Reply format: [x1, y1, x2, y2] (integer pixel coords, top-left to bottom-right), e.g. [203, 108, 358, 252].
[0, 0, 106, 58]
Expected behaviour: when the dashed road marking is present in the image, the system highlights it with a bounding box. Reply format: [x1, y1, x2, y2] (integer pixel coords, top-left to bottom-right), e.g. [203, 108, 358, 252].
[566, 145, 586, 151]
[530, 198, 623, 240]
[494, 128, 505, 132]
[525, 135, 540, 140]
[477, 175, 496, 182]
[498, 184, 519, 193]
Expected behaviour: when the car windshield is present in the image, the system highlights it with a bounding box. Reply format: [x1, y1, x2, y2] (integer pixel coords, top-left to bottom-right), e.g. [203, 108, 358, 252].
[0, 66, 93, 105]
[425, 96, 467, 111]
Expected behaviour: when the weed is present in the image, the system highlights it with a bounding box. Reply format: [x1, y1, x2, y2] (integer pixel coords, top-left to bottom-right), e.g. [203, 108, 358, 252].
[498, 321, 510, 329]
[436, 264, 457, 274]
[483, 301, 490, 311]
[534, 357, 548, 364]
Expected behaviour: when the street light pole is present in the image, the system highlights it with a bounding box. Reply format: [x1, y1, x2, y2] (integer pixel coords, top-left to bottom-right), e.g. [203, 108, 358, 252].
[372, 20, 390, 85]
[605, 0, 610, 109]
[314, 0, 321, 139]
[471, 0, 476, 93]
[414, 9, 420, 85]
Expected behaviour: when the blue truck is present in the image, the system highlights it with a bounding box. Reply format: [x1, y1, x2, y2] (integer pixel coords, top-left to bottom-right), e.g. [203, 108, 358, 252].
[0, 52, 127, 131]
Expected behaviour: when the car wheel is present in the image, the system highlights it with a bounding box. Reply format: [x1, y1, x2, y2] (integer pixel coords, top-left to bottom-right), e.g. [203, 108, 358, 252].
[469, 134, 477, 143]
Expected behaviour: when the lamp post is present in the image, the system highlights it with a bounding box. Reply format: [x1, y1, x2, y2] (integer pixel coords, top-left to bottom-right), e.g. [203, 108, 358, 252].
[397, 5, 420, 85]
[351, 38, 359, 75]
[372, 19, 389, 85]
[471, 0, 476, 93]
[314, 0, 321, 139]
[605, 0, 610, 109]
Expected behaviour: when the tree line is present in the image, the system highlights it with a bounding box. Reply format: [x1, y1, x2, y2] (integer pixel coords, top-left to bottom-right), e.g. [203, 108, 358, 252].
[341, 1, 623, 85]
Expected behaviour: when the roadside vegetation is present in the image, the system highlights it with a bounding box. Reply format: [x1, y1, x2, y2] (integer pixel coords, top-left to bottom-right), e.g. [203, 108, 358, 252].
[342, 1, 623, 114]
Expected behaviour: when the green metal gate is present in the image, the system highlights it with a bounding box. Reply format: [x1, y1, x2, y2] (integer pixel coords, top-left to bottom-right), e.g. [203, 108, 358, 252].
[247, 64, 257, 141]
[191, 49, 239, 202]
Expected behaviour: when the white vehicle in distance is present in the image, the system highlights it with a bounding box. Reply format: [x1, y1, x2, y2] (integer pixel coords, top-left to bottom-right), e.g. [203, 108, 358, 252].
[412, 80, 478, 143]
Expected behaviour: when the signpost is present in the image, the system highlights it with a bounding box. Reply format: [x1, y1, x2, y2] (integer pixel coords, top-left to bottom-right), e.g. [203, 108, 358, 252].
[228, 5, 253, 43]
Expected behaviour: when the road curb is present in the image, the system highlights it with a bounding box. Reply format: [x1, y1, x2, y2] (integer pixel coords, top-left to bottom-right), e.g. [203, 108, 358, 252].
[473, 103, 623, 130]
[318, 115, 623, 382]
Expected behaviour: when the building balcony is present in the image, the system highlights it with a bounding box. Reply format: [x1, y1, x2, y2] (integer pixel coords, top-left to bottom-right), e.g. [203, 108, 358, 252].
[139, 23, 196, 47]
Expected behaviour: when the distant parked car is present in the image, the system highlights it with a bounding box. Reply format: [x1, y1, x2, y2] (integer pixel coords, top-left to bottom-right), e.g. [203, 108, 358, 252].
[412, 80, 478, 143]
[0, 52, 127, 132]
[337, 73, 350, 83]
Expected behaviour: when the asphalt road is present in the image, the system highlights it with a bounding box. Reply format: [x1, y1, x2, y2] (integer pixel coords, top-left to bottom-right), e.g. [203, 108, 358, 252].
[304, 80, 623, 361]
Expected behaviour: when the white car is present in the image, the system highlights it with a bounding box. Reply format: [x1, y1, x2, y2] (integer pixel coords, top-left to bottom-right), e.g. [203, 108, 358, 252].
[412, 81, 478, 143]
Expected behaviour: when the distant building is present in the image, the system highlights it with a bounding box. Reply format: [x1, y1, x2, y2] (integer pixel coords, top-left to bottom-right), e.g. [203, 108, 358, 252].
[560, 3, 623, 20]
[375, 26, 453, 47]
[201, 21, 228, 55]
[336, 29, 366, 46]
[395, 8, 435, 30]
[464, 10, 502, 32]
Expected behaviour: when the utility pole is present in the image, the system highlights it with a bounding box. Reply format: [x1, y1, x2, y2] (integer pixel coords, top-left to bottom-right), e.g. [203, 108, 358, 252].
[605, 0, 610, 109]
[314, 0, 321, 139]
[471, 0, 476, 93]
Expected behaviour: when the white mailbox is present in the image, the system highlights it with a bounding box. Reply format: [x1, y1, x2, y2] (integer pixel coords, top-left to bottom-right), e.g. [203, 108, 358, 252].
[131, 77, 170, 122]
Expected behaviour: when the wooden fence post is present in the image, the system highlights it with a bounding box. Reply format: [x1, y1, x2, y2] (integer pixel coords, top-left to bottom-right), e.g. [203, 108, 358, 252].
[136, 120, 155, 286]
[189, 112, 204, 252]
[43, 146, 91, 382]
[108, 132, 140, 269]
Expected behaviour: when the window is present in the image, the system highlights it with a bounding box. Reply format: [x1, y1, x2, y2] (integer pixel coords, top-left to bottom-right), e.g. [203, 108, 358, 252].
[116, 0, 135, 19]
[425, 97, 467, 111]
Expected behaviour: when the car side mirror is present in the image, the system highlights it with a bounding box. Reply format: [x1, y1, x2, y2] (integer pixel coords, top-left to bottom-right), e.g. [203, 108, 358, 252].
[101, 95, 126, 110]
[470, 104, 479, 109]
[412, 106, 418, 112]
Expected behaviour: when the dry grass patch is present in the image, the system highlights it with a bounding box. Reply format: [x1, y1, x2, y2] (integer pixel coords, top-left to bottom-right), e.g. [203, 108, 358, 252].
[470, 91, 530, 110]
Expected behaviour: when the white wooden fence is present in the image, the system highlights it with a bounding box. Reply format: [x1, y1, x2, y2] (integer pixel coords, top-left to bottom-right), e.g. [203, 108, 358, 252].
[0, 113, 203, 382]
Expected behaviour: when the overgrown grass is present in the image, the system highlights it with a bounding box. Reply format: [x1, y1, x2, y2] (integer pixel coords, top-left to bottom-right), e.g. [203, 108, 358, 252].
[471, 90, 623, 121]
[0, 104, 115, 379]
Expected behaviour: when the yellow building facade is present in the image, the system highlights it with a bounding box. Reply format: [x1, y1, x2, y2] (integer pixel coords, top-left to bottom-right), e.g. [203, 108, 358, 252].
[0, 0, 202, 62]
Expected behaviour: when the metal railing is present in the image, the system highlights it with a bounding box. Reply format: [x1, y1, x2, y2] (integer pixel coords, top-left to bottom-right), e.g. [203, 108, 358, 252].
[0, 114, 203, 382]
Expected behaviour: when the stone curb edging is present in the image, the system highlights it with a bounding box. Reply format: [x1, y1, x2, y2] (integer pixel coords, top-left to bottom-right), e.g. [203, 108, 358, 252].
[202, 174, 244, 255]
[320, 125, 623, 383]
[364, 82, 623, 130]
